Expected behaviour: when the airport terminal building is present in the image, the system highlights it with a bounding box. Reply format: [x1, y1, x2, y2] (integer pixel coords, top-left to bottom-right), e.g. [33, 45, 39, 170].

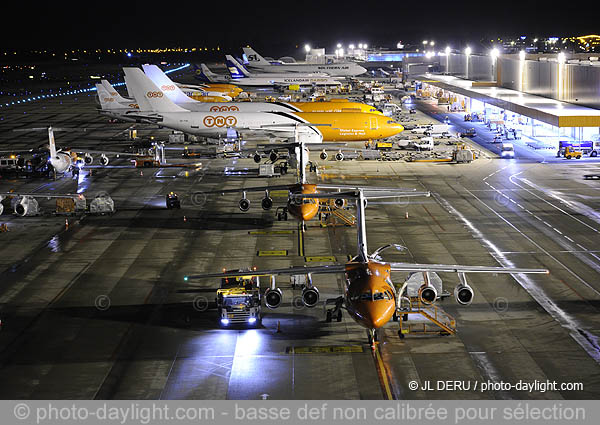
[407, 53, 600, 148]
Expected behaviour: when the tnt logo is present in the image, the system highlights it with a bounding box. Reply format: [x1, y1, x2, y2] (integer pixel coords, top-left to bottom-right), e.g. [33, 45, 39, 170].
[146, 91, 163, 98]
[161, 85, 176, 91]
[203, 115, 237, 127]
[110, 92, 118, 96]
[209, 106, 240, 112]
[103, 97, 114, 102]
[128, 103, 139, 109]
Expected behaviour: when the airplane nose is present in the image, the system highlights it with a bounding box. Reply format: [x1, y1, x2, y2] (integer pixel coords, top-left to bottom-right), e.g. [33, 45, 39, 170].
[301, 204, 318, 221]
[363, 301, 395, 329]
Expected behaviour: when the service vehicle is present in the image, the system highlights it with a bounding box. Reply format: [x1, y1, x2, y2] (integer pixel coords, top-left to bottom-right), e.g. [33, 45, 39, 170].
[166, 192, 181, 209]
[564, 146, 582, 159]
[501, 143, 515, 158]
[216, 270, 262, 326]
[424, 124, 450, 138]
[458, 128, 477, 138]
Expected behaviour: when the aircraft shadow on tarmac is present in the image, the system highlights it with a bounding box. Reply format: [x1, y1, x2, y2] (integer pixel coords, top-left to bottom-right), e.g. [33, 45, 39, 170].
[84, 213, 273, 230]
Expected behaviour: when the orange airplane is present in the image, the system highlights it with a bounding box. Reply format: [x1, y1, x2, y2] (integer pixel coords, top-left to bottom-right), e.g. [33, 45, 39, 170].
[208, 142, 411, 223]
[184, 189, 549, 345]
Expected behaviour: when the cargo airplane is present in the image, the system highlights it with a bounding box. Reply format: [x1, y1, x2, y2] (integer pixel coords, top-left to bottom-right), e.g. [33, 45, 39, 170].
[184, 188, 549, 345]
[242, 46, 367, 77]
[224, 56, 342, 88]
[122, 67, 403, 142]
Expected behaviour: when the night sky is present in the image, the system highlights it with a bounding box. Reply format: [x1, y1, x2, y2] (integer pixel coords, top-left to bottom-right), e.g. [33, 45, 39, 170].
[1, 1, 596, 55]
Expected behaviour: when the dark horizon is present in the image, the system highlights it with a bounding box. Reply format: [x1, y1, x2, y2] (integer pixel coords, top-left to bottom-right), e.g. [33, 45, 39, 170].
[1, 1, 597, 56]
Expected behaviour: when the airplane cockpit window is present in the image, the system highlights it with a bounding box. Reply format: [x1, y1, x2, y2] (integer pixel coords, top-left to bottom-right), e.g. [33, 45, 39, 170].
[360, 292, 373, 301]
[373, 292, 392, 300]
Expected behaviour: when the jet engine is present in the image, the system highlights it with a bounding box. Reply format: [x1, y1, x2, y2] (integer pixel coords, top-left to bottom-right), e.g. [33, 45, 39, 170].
[261, 195, 273, 210]
[418, 282, 437, 305]
[269, 150, 278, 162]
[264, 287, 283, 309]
[253, 152, 261, 163]
[334, 198, 346, 209]
[454, 283, 474, 305]
[84, 153, 93, 165]
[301, 286, 319, 308]
[14, 196, 39, 217]
[320, 150, 328, 160]
[239, 197, 251, 212]
[100, 154, 109, 166]
[335, 151, 344, 161]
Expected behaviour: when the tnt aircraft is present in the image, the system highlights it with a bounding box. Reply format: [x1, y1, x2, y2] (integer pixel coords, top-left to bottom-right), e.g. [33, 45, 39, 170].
[123, 67, 403, 142]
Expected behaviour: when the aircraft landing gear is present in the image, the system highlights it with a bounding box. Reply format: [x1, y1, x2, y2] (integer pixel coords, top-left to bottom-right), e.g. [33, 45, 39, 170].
[325, 296, 344, 323]
[368, 329, 379, 348]
[276, 207, 288, 221]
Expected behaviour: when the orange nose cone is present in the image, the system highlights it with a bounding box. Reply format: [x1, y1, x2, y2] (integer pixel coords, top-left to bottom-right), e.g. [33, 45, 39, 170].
[301, 203, 319, 221]
[361, 300, 396, 329]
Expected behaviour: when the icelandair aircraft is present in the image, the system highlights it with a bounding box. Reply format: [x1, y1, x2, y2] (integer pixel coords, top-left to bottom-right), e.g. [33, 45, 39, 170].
[184, 188, 549, 345]
[123, 67, 403, 141]
[225, 56, 342, 87]
[243, 46, 367, 77]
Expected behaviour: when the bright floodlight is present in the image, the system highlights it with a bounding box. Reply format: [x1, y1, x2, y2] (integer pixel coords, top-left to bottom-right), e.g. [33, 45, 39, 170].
[465, 46, 472, 56]
[364, 44, 368, 49]
[337, 43, 342, 48]
[304, 44, 311, 53]
[430, 41, 435, 46]
[445, 46, 451, 55]
[558, 52, 566, 63]
[519, 50, 526, 61]
[491, 48, 499, 59]
[349, 44, 355, 50]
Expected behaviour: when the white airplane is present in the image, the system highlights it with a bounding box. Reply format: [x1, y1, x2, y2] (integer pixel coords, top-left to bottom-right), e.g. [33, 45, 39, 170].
[243, 46, 367, 77]
[123, 67, 323, 143]
[225, 56, 342, 87]
[194, 64, 233, 84]
[138, 65, 301, 114]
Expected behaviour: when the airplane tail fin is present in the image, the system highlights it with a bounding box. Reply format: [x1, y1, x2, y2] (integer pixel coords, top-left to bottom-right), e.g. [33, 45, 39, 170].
[242, 46, 271, 67]
[101, 80, 131, 103]
[225, 55, 250, 79]
[96, 84, 121, 110]
[48, 127, 57, 159]
[123, 67, 188, 113]
[142, 64, 194, 104]
[193, 64, 218, 83]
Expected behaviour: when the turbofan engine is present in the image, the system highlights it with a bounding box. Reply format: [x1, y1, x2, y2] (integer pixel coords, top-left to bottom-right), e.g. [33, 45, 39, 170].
[253, 152, 261, 163]
[301, 286, 319, 308]
[264, 287, 283, 309]
[239, 197, 250, 212]
[335, 151, 344, 161]
[334, 198, 346, 209]
[84, 153, 93, 165]
[14, 196, 39, 217]
[261, 193, 273, 210]
[100, 154, 109, 166]
[269, 150, 278, 162]
[418, 282, 437, 305]
[319, 150, 328, 160]
[454, 283, 474, 305]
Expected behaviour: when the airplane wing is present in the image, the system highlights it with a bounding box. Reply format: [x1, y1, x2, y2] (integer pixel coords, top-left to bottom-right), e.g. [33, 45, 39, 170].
[205, 184, 295, 195]
[0, 192, 84, 199]
[184, 264, 347, 281]
[67, 148, 143, 157]
[291, 190, 430, 201]
[388, 262, 549, 274]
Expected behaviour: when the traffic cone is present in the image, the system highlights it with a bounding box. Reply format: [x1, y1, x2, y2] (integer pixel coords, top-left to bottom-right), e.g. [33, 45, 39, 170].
[183, 216, 187, 222]
[65, 218, 69, 229]
[405, 211, 409, 219]
[276, 320, 282, 333]
[140, 170, 143, 176]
